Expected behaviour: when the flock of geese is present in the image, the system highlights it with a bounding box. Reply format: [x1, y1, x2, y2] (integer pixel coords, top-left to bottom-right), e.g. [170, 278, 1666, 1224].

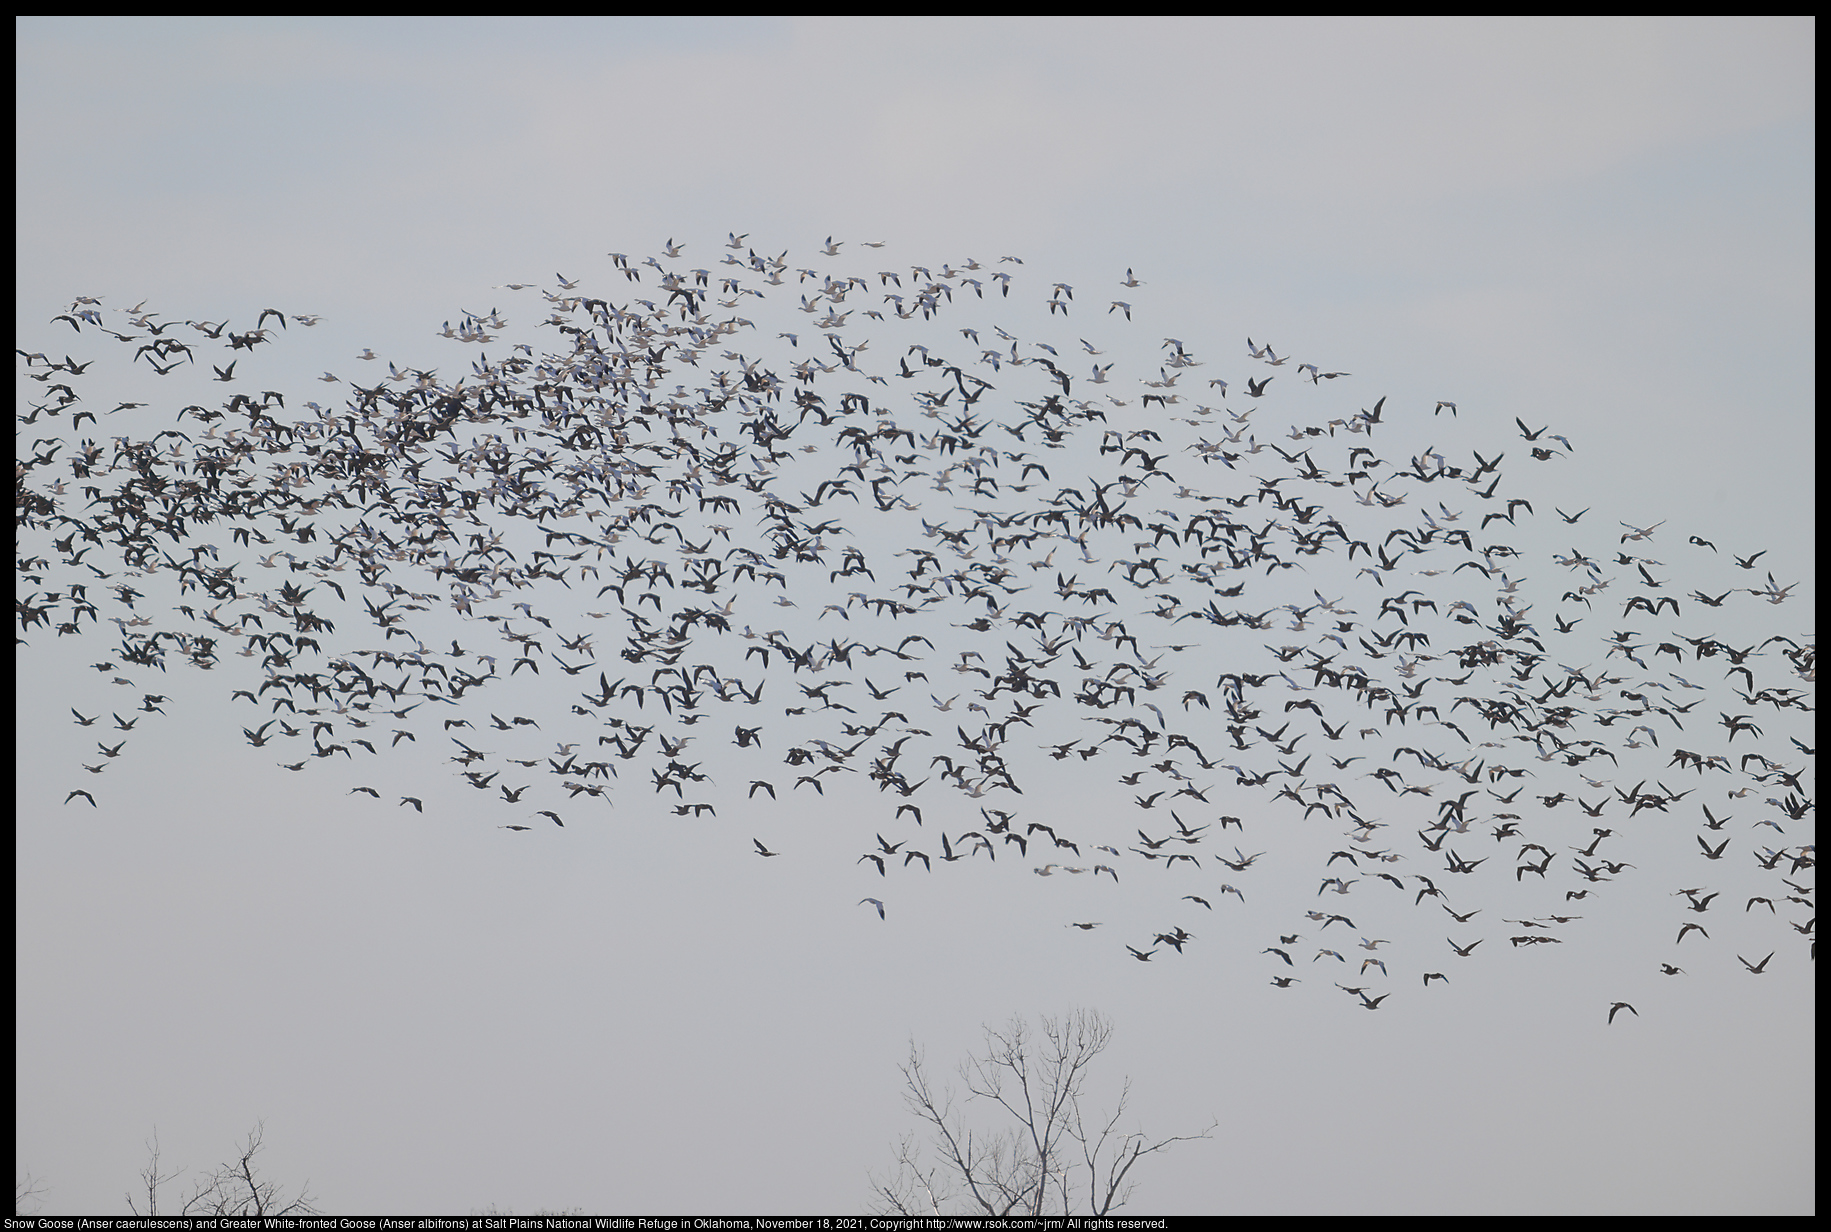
[19, 232, 1812, 1019]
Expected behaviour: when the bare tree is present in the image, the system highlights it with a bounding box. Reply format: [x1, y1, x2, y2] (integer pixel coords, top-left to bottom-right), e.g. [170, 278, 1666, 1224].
[870, 1009, 1214, 1215]
[15, 1169, 50, 1216]
[128, 1121, 319, 1217]
[125, 1127, 186, 1216]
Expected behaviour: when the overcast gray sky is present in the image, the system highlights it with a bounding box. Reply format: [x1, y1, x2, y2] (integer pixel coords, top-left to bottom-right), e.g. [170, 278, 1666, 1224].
[17, 17, 1813, 1216]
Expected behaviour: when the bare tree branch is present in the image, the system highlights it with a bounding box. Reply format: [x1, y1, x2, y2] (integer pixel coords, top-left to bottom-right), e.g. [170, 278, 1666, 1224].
[870, 1009, 1212, 1215]
[16, 1170, 50, 1216]
[155, 1121, 321, 1217]
[125, 1126, 185, 1216]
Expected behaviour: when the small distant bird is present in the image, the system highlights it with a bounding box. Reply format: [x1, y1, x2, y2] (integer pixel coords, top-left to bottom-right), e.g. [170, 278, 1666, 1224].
[859, 897, 885, 919]
[1608, 1002, 1638, 1024]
